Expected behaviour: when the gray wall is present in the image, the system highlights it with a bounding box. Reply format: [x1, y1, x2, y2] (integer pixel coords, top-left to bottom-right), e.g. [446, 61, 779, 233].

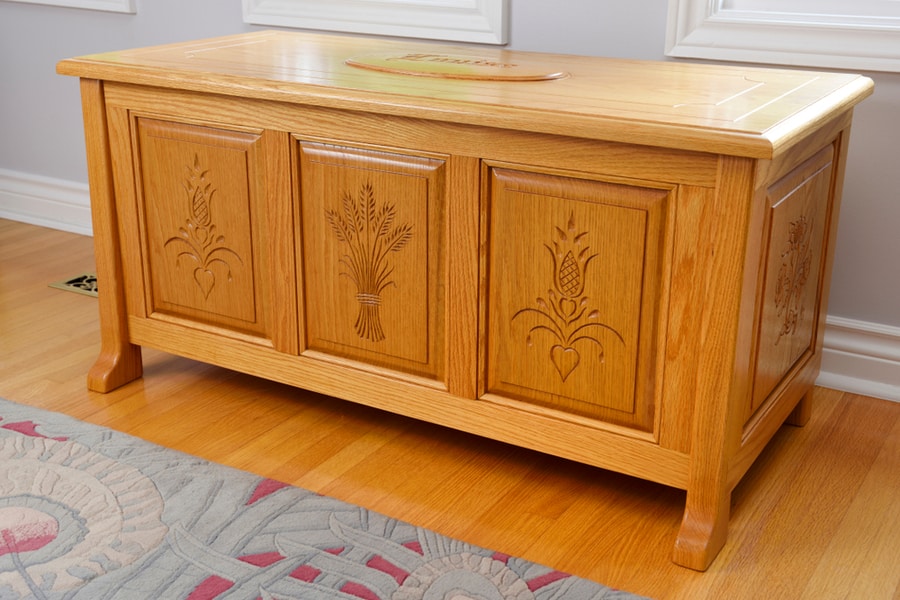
[1, 0, 898, 330]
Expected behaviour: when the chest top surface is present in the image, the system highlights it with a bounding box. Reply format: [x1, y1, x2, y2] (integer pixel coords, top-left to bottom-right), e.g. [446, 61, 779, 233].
[57, 30, 873, 157]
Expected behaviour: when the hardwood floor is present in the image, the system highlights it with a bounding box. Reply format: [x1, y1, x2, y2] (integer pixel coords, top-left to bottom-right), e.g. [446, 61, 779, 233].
[1, 217, 898, 599]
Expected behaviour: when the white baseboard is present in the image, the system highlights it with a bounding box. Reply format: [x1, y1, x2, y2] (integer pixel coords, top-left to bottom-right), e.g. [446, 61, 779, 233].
[818, 317, 900, 402]
[0, 168, 92, 236]
[2, 169, 898, 402]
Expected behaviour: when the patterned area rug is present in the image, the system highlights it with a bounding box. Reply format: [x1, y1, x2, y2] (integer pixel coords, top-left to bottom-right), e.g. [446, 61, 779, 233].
[0, 398, 646, 599]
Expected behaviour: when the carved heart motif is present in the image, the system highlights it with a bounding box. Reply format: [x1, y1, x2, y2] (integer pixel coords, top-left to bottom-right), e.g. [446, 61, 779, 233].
[550, 345, 580, 382]
[559, 298, 578, 317]
[193, 268, 215, 298]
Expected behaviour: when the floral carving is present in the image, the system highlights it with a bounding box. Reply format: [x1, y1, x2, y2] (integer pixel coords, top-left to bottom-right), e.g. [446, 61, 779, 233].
[326, 181, 413, 342]
[774, 215, 814, 344]
[165, 154, 242, 298]
[513, 213, 624, 382]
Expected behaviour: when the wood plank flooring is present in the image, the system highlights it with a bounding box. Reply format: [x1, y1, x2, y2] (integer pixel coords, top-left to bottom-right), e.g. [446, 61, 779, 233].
[1, 218, 897, 599]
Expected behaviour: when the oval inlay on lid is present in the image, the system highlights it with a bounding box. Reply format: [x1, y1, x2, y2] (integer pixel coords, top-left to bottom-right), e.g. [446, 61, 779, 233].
[345, 52, 569, 81]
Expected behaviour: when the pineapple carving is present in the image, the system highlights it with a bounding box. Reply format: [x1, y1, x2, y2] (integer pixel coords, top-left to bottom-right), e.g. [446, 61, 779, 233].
[164, 154, 242, 298]
[513, 213, 623, 382]
[326, 181, 414, 342]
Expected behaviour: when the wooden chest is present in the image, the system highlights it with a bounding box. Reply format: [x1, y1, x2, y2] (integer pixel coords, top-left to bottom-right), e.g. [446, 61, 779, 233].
[58, 31, 873, 569]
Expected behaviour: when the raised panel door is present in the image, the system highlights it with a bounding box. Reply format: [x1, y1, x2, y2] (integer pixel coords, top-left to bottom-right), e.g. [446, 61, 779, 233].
[751, 145, 835, 413]
[483, 165, 672, 432]
[296, 140, 448, 384]
[132, 118, 279, 342]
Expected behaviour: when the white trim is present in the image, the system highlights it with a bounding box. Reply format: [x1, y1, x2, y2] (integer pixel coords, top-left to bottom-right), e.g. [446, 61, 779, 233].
[0, 169, 92, 236]
[3, 0, 136, 13]
[242, 0, 508, 45]
[818, 316, 900, 402]
[666, 0, 900, 73]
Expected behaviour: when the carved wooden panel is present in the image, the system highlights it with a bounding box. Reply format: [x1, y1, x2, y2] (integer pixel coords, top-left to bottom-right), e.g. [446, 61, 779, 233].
[297, 141, 447, 382]
[483, 166, 670, 431]
[751, 146, 834, 413]
[134, 118, 270, 337]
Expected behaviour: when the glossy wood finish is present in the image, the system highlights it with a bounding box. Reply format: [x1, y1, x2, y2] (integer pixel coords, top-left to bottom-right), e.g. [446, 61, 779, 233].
[297, 141, 447, 381]
[56, 31, 872, 158]
[484, 166, 670, 429]
[56, 32, 873, 570]
[79, 78, 143, 393]
[2, 219, 898, 599]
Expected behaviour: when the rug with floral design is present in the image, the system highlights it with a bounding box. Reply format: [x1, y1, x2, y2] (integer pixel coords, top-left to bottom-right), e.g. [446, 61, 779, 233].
[0, 398, 646, 600]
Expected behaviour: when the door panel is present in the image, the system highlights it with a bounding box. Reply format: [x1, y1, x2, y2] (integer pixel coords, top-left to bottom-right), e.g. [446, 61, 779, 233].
[134, 118, 276, 340]
[484, 166, 671, 431]
[297, 140, 448, 384]
[751, 145, 834, 413]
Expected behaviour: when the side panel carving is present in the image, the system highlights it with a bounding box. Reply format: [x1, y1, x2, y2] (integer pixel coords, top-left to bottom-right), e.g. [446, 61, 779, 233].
[484, 166, 670, 431]
[297, 141, 447, 383]
[751, 145, 835, 412]
[774, 215, 814, 344]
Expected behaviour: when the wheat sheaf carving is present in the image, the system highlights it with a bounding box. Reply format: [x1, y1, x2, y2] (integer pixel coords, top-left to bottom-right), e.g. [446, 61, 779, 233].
[512, 213, 624, 382]
[164, 154, 242, 298]
[326, 181, 414, 342]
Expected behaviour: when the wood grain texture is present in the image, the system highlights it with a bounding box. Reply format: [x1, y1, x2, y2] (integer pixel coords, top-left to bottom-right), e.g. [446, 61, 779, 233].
[672, 155, 757, 570]
[56, 31, 874, 158]
[750, 146, 834, 413]
[55, 34, 874, 570]
[79, 79, 143, 392]
[2, 219, 898, 600]
[138, 119, 267, 332]
[99, 83, 723, 188]
[483, 165, 670, 429]
[297, 140, 447, 381]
